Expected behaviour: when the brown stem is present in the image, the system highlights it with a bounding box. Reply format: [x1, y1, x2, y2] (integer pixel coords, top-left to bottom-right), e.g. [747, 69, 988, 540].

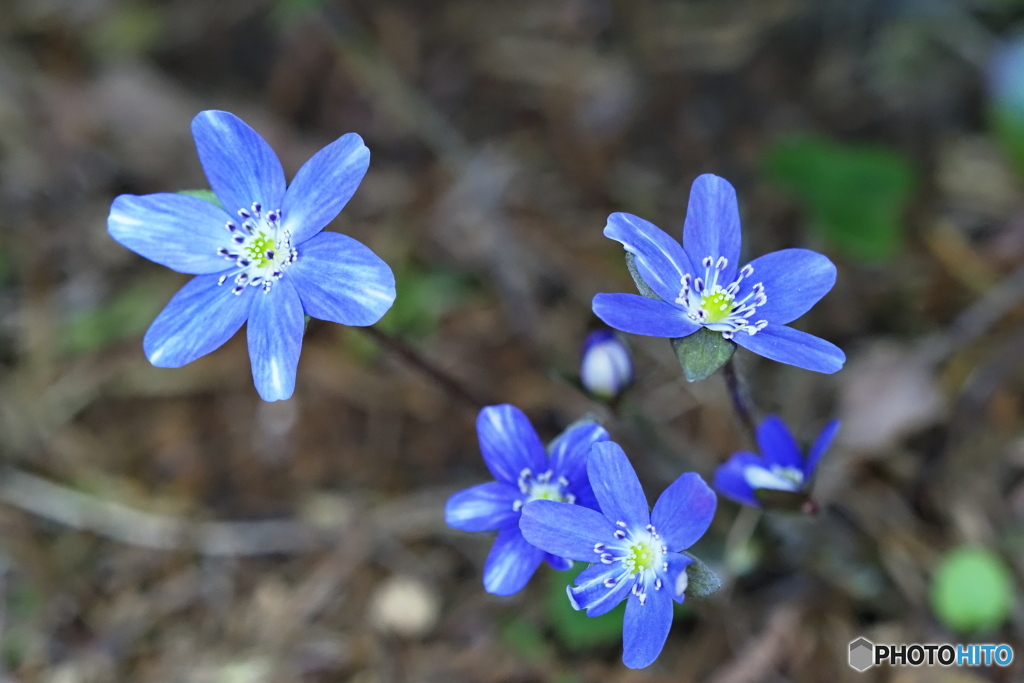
[723, 357, 757, 443]
[361, 327, 486, 410]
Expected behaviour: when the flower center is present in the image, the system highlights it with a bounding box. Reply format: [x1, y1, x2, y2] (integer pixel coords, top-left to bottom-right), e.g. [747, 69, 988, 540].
[592, 522, 670, 605]
[215, 203, 298, 295]
[675, 256, 769, 339]
[624, 539, 656, 574]
[244, 234, 277, 267]
[512, 468, 575, 512]
[743, 464, 805, 492]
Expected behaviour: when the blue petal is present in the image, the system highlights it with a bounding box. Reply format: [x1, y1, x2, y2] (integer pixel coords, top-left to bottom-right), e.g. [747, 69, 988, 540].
[622, 580, 674, 669]
[592, 293, 701, 338]
[733, 325, 845, 373]
[192, 111, 286, 215]
[712, 452, 764, 507]
[573, 487, 601, 513]
[569, 563, 633, 617]
[547, 422, 609, 502]
[546, 554, 574, 571]
[483, 527, 545, 596]
[588, 442, 650, 528]
[649, 472, 716, 552]
[108, 194, 235, 274]
[476, 405, 548, 485]
[662, 553, 694, 603]
[143, 274, 252, 367]
[287, 232, 396, 326]
[246, 280, 304, 401]
[281, 133, 370, 245]
[519, 500, 617, 561]
[756, 416, 802, 469]
[805, 419, 840, 479]
[604, 213, 694, 303]
[445, 482, 520, 532]
[682, 174, 742, 283]
[739, 249, 836, 324]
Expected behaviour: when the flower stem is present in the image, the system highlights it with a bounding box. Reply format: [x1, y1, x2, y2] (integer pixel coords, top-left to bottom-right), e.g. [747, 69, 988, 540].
[723, 357, 757, 443]
[361, 327, 486, 410]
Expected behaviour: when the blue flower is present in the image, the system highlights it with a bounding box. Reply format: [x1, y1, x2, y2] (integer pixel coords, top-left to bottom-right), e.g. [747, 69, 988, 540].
[989, 36, 1024, 116]
[580, 330, 634, 401]
[108, 110, 396, 401]
[713, 415, 840, 508]
[520, 441, 717, 669]
[445, 405, 610, 596]
[592, 173, 845, 374]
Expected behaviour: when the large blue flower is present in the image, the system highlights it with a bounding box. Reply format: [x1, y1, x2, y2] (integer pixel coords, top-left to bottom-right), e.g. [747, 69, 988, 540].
[445, 405, 609, 596]
[108, 110, 396, 401]
[592, 173, 845, 374]
[520, 441, 717, 669]
[713, 415, 840, 507]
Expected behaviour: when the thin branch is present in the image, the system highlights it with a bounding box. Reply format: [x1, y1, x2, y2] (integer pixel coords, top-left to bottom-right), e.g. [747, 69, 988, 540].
[0, 467, 320, 556]
[361, 327, 487, 410]
[0, 467, 459, 557]
[723, 357, 757, 443]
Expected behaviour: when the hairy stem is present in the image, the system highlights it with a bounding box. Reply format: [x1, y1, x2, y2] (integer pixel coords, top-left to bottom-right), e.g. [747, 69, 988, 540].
[361, 327, 486, 410]
[723, 357, 757, 443]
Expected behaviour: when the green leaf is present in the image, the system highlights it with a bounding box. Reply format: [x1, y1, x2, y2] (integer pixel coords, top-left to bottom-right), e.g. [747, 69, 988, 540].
[546, 566, 624, 651]
[177, 189, 223, 209]
[91, 5, 164, 57]
[682, 552, 721, 599]
[671, 328, 735, 382]
[992, 105, 1024, 178]
[764, 136, 915, 261]
[500, 617, 553, 663]
[930, 546, 1013, 633]
[376, 263, 474, 339]
[60, 280, 168, 356]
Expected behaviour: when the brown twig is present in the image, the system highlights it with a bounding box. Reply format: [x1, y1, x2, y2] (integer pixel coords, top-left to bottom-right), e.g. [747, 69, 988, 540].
[723, 357, 757, 443]
[360, 327, 487, 410]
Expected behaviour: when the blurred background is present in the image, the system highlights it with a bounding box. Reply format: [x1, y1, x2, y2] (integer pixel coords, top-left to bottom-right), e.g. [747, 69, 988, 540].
[1, 0, 1024, 680]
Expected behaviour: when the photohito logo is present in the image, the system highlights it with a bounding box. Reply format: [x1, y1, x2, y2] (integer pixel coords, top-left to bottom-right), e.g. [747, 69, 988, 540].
[848, 637, 1014, 670]
[849, 638, 874, 671]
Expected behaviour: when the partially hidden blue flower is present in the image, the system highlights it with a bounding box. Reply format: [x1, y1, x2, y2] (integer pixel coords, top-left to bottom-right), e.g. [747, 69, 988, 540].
[713, 415, 840, 508]
[520, 441, 717, 669]
[592, 173, 845, 374]
[989, 36, 1024, 117]
[108, 110, 396, 401]
[445, 405, 609, 596]
[580, 330, 634, 401]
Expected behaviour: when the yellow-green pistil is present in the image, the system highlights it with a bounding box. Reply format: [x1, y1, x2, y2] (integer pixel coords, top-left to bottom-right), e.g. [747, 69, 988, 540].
[244, 233, 277, 267]
[512, 469, 575, 512]
[625, 540, 656, 574]
[700, 290, 734, 324]
[216, 203, 298, 295]
[674, 256, 769, 339]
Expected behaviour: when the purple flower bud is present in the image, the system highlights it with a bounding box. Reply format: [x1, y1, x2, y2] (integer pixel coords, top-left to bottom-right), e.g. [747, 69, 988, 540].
[580, 330, 633, 400]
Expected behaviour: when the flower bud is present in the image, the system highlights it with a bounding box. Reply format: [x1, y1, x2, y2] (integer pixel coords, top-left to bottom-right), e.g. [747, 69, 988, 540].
[580, 330, 633, 400]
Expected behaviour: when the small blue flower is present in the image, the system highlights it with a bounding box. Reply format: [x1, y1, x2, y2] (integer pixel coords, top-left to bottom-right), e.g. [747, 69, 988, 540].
[108, 110, 396, 401]
[520, 441, 717, 669]
[580, 330, 634, 401]
[592, 173, 845, 374]
[989, 36, 1024, 116]
[445, 405, 609, 596]
[713, 415, 840, 508]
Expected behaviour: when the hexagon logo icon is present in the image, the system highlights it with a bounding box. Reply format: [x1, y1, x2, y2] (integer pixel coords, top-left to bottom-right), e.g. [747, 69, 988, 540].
[849, 637, 874, 671]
